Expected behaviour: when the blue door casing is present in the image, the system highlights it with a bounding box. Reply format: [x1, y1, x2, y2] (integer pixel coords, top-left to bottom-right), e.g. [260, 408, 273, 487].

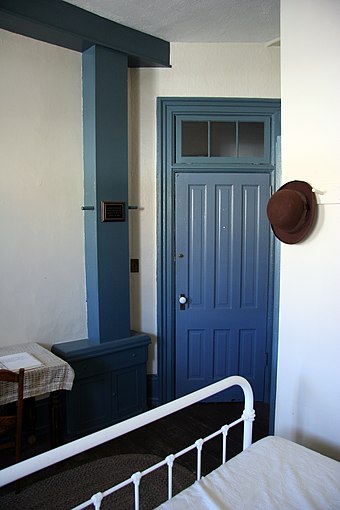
[157, 98, 281, 416]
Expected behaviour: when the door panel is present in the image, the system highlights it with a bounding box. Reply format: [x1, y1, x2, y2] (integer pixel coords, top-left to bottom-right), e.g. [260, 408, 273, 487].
[175, 172, 270, 401]
[215, 185, 233, 309]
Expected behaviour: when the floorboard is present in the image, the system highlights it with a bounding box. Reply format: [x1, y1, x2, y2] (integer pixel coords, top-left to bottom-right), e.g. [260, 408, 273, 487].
[1, 401, 269, 494]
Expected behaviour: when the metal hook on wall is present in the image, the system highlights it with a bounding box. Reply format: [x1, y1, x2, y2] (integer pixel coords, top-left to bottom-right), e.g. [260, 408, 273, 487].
[311, 187, 325, 195]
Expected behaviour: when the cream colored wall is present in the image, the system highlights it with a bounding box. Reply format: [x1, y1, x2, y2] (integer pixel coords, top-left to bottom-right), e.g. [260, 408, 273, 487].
[129, 43, 280, 372]
[0, 29, 87, 349]
[275, 0, 340, 459]
[0, 31, 280, 370]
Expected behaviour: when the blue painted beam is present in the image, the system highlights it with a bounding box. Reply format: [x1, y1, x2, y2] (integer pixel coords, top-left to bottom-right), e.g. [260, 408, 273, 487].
[83, 46, 130, 343]
[0, 0, 170, 68]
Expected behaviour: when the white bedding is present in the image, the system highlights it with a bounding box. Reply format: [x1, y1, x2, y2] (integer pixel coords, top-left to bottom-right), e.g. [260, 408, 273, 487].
[156, 436, 340, 509]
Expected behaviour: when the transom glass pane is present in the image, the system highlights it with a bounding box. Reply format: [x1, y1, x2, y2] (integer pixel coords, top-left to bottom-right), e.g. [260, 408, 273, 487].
[210, 122, 236, 157]
[180, 119, 266, 159]
[182, 121, 208, 156]
[238, 122, 264, 157]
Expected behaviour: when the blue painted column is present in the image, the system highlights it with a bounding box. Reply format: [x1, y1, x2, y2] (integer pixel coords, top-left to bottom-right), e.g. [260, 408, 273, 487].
[83, 45, 130, 342]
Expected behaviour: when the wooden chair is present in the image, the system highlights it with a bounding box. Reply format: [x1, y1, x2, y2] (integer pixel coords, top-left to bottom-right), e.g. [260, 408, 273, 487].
[0, 368, 25, 466]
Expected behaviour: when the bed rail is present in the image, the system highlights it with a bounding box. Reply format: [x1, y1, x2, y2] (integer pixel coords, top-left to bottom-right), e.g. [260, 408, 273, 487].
[0, 375, 255, 508]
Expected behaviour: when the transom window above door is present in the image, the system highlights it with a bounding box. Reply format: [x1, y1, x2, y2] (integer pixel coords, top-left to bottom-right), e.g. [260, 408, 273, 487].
[176, 115, 270, 164]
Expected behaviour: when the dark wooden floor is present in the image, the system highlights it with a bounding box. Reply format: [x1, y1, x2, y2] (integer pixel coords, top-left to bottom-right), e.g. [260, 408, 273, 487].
[1, 401, 269, 494]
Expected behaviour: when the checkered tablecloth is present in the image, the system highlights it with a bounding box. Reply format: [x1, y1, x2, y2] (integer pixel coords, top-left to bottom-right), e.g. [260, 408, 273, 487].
[0, 342, 74, 405]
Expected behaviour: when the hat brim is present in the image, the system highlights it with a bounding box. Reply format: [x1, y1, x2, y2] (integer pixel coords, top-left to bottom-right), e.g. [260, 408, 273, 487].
[269, 181, 317, 244]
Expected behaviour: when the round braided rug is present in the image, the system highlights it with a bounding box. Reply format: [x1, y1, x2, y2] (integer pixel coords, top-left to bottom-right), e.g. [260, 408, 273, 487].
[1, 454, 195, 510]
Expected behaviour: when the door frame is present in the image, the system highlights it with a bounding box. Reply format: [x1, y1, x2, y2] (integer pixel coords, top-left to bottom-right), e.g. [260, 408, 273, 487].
[156, 98, 281, 429]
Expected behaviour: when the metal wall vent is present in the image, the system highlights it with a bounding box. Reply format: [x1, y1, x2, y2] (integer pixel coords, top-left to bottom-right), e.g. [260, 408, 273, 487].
[101, 201, 125, 222]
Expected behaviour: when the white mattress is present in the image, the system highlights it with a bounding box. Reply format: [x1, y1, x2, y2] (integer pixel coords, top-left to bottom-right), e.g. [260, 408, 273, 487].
[156, 436, 340, 509]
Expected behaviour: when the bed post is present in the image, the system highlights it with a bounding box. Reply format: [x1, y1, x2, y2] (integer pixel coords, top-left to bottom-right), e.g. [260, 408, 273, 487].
[239, 378, 255, 450]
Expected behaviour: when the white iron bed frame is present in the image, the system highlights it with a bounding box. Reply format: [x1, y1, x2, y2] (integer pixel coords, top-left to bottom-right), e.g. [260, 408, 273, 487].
[1, 375, 340, 509]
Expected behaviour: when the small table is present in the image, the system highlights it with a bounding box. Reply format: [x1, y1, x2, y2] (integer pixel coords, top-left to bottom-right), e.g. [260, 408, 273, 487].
[0, 342, 74, 446]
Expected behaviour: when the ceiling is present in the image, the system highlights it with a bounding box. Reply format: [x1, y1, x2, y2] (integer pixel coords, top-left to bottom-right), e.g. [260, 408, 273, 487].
[63, 0, 280, 44]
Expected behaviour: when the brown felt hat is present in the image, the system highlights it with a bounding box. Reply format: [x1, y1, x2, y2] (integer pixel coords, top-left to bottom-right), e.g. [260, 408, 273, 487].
[267, 181, 317, 244]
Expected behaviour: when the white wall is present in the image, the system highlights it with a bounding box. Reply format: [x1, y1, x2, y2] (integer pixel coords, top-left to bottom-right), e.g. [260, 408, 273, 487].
[0, 29, 87, 349]
[129, 43, 280, 372]
[275, 0, 340, 460]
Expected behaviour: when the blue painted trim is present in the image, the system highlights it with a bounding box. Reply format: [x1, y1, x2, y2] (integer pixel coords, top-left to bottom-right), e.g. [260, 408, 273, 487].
[52, 333, 151, 361]
[0, 0, 170, 68]
[83, 46, 130, 342]
[269, 237, 281, 433]
[83, 47, 100, 342]
[268, 135, 282, 434]
[157, 98, 281, 406]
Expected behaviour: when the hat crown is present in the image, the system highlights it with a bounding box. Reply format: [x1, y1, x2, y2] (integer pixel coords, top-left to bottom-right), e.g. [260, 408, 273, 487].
[267, 189, 308, 233]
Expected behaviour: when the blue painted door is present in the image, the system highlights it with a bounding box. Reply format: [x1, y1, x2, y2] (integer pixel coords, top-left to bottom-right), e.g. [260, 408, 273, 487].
[175, 172, 271, 401]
